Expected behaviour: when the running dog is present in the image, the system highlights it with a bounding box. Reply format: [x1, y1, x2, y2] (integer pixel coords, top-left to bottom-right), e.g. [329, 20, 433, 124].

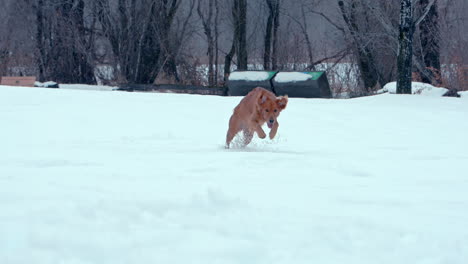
[226, 87, 288, 148]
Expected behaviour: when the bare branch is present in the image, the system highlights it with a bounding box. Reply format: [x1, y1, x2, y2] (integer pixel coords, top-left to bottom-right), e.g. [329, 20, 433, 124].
[307, 47, 350, 70]
[414, 0, 437, 27]
[309, 10, 345, 34]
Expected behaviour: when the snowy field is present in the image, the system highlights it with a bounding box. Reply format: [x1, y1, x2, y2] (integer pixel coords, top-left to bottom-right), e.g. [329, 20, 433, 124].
[1, 85, 468, 264]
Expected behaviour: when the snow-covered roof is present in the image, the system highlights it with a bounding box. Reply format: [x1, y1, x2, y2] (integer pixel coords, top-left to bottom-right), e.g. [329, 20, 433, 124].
[229, 71, 273, 81]
[274, 72, 323, 83]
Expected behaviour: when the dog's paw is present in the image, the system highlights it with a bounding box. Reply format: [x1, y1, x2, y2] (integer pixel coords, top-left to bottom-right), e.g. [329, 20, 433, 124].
[269, 130, 278, 139]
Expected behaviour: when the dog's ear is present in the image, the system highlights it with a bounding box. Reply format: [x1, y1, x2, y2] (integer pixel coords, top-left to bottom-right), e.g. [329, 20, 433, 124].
[259, 94, 267, 105]
[277, 95, 288, 110]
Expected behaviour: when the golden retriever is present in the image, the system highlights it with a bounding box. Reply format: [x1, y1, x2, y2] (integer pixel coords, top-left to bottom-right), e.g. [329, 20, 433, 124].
[226, 87, 288, 148]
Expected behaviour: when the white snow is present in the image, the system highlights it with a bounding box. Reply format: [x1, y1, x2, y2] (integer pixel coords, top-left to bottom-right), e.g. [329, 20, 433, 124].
[379, 82, 449, 96]
[32, 83, 117, 91]
[274, 72, 312, 83]
[60, 84, 117, 91]
[229, 71, 271, 81]
[1, 85, 468, 264]
[34, 81, 58, 88]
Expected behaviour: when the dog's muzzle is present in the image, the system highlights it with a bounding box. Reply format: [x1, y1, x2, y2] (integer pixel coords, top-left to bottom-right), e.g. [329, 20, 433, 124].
[267, 119, 274, 128]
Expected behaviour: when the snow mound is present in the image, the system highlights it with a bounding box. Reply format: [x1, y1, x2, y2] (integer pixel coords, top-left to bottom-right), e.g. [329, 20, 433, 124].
[60, 84, 117, 91]
[274, 72, 312, 83]
[229, 71, 271, 81]
[34, 81, 59, 88]
[379, 82, 449, 96]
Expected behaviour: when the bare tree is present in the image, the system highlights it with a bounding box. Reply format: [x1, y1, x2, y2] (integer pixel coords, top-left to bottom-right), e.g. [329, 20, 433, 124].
[236, 0, 248, 70]
[224, 0, 248, 81]
[440, 0, 468, 90]
[397, 0, 414, 94]
[282, 0, 349, 72]
[337, 0, 381, 92]
[97, 0, 157, 83]
[397, 0, 437, 94]
[3, 0, 466, 91]
[223, 4, 236, 81]
[214, 0, 220, 84]
[197, 0, 216, 86]
[155, 0, 184, 83]
[263, 0, 280, 70]
[416, 0, 441, 84]
[32, 0, 96, 83]
[0, 1, 12, 77]
[96, 0, 188, 84]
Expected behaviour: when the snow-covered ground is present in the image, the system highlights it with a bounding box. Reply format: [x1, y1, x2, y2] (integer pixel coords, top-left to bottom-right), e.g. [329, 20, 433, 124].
[1, 85, 468, 264]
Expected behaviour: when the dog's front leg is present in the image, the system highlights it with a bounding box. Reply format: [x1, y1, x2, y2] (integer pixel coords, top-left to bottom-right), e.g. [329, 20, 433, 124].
[269, 122, 279, 139]
[254, 124, 267, 139]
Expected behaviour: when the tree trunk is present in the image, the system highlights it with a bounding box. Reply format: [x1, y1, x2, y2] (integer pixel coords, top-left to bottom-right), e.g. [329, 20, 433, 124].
[159, 0, 181, 83]
[97, 0, 180, 84]
[224, 38, 236, 83]
[198, 0, 215, 86]
[263, 0, 280, 70]
[36, 0, 45, 81]
[299, 3, 314, 70]
[224, 0, 248, 79]
[397, 0, 414, 94]
[74, 0, 96, 84]
[263, 1, 273, 71]
[236, 0, 248, 70]
[0, 49, 7, 77]
[419, 0, 440, 84]
[35, 0, 95, 84]
[224, 0, 240, 82]
[338, 0, 379, 92]
[207, 0, 215, 86]
[214, 0, 220, 85]
[271, 0, 280, 70]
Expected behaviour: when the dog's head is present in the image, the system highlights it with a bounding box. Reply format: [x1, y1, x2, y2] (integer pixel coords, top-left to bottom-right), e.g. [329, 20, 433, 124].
[258, 93, 288, 129]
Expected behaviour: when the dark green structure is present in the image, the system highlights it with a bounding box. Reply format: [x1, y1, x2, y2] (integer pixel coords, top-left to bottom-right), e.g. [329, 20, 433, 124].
[272, 71, 332, 98]
[227, 71, 277, 96]
[227, 70, 332, 98]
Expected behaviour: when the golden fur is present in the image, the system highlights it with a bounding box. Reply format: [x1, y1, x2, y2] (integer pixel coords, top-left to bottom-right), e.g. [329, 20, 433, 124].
[226, 87, 288, 148]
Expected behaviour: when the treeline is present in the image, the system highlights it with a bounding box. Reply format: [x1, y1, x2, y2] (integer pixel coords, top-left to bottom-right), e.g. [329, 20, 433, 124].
[0, 0, 467, 92]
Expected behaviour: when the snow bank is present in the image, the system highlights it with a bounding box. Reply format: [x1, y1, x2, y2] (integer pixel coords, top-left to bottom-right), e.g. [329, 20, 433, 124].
[229, 71, 271, 81]
[59, 84, 117, 91]
[274, 72, 312, 83]
[1, 86, 468, 264]
[379, 82, 449, 96]
[34, 81, 59, 88]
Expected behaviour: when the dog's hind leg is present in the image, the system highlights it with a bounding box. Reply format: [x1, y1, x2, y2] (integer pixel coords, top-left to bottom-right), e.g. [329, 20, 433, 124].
[226, 116, 241, 148]
[226, 129, 238, 149]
